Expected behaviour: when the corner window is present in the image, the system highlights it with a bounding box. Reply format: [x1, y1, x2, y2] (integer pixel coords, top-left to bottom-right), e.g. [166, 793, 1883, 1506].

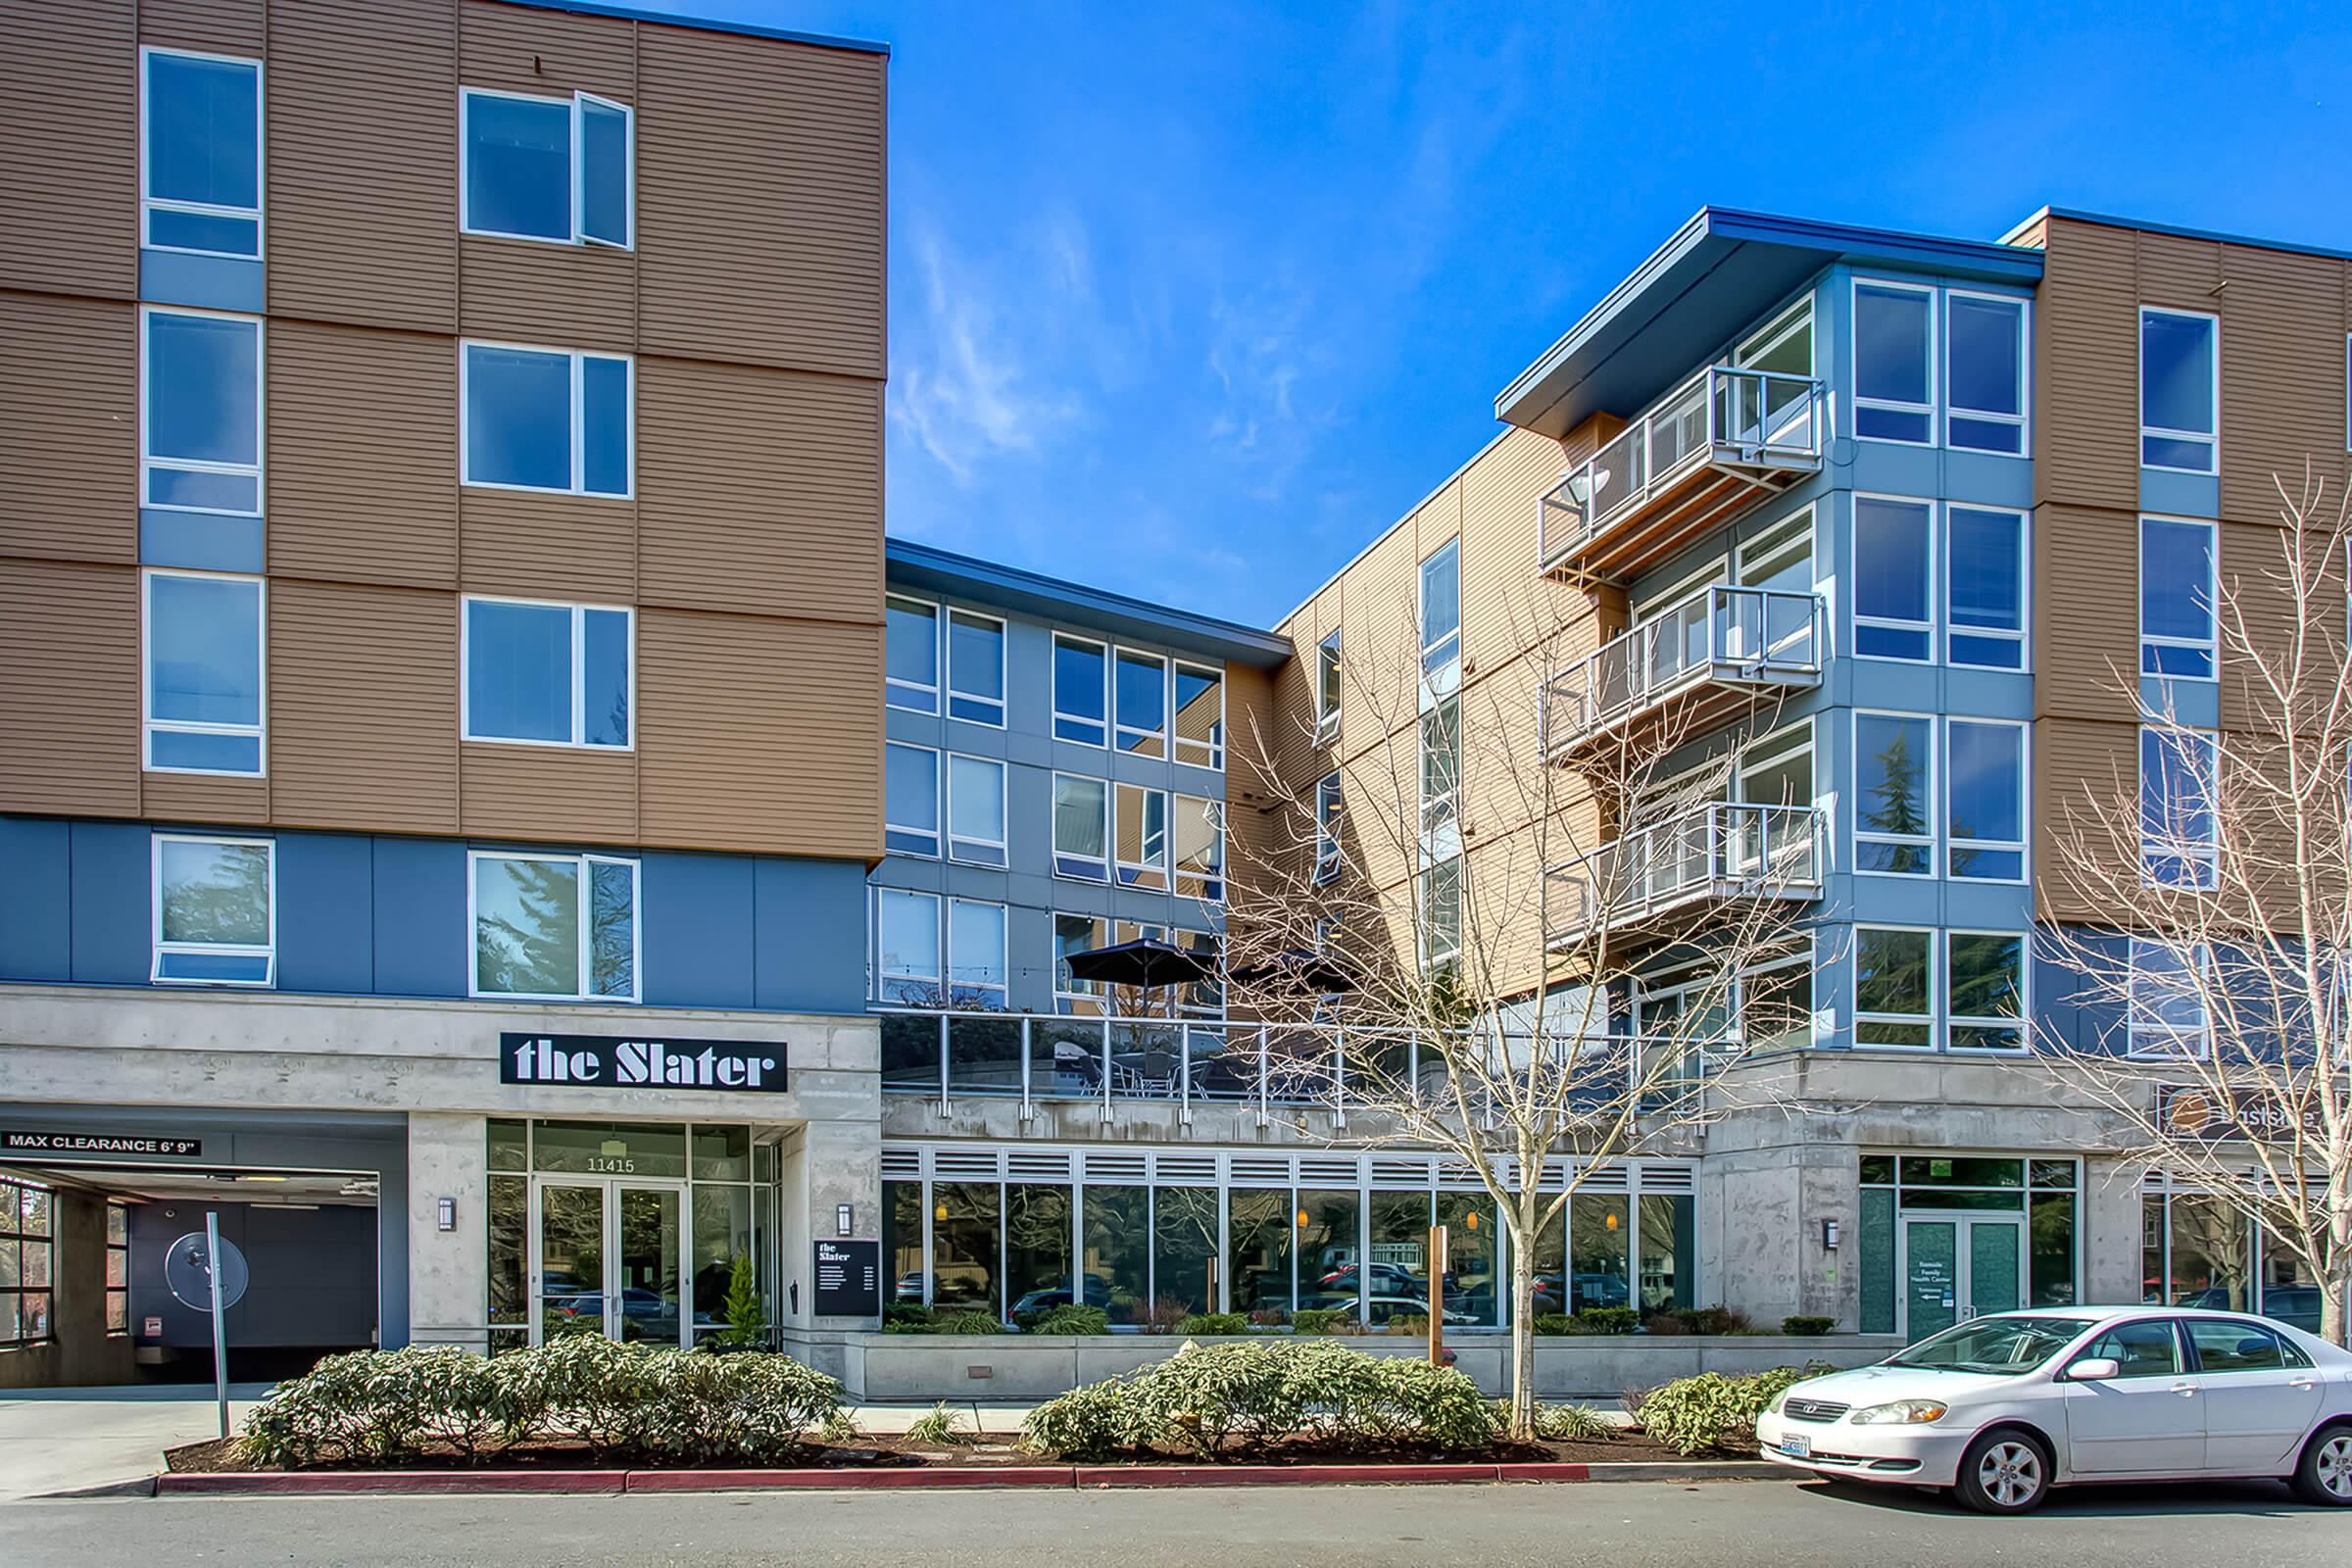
[1856, 712, 1935, 875]
[1853, 280, 1935, 443]
[946, 899, 1007, 1009]
[947, 754, 1007, 867]
[2140, 727, 2219, 889]
[1316, 627, 1343, 743]
[875, 888, 941, 1004]
[1947, 932, 2027, 1052]
[1945, 292, 2027, 454]
[1115, 649, 1168, 757]
[946, 610, 1005, 726]
[1946, 506, 2025, 667]
[1946, 719, 2026, 881]
[2140, 308, 2217, 472]
[2128, 939, 2210, 1057]
[1052, 773, 1108, 881]
[2140, 517, 2217, 679]
[886, 597, 940, 713]
[152, 833, 274, 985]
[1052, 634, 1107, 745]
[1115, 782, 1169, 890]
[462, 88, 633, 247]
[470, 851, 639, 1003]
[0, 1180, 53, 1348]
[1853, 496, 1934, 661]
[463, 598, 632, 748]
[142, 48, 262, 257]
[1174, 662, 1224, 770]
[462, 343, 631, 496]
[1855, 926, 1933, 1048]
[1174, 795, 1225, 903]
[142, 308, 262, 515]
[143, 569, 265, 775]
[1314, 771, 1343, 882]
[883, 742, 940, 858]
[1419, 539, 1461, 696]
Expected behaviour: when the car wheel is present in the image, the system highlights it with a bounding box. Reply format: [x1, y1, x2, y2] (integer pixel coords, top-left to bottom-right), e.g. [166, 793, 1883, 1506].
[2290, 1427, 2352, 1507]
[1954, 1429, 2052, 1515]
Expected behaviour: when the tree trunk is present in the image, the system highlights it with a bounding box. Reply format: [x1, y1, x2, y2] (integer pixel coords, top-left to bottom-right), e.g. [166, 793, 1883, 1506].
[1508, 1206, 1539, 1444]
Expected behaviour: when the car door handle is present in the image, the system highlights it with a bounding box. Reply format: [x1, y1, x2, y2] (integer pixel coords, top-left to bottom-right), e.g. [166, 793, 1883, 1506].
[2169, 1382, 2197, 1396]
[2288, 1377, 2317, 1390]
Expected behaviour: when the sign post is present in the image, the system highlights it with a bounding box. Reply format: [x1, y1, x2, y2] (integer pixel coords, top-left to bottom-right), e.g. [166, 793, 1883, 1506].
[165, 1220, 249, 1443]
[205, 1212, 229, 1439]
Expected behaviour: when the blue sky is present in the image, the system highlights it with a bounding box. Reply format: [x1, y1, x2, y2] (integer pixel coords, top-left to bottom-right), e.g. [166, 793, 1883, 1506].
[642, 0, 2352, 628]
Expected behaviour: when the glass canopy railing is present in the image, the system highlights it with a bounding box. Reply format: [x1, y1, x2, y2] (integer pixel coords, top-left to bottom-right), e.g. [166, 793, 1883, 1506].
[1544, 584, 1824, 752]
[1545, 802, 1822, 943]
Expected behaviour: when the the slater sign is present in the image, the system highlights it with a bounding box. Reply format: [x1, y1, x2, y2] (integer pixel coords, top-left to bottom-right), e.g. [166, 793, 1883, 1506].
[500, 1033, 789, 1093]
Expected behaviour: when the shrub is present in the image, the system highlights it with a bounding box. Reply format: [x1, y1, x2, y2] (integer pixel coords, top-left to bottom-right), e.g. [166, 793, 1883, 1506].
[1175, 1312, 1249, 1336]
[1676, 1305, 1754, 1337]
[1027, 1304, 1111, 1337]
[1529, 1312, 1576, 1337]
[1384, 1313, 1432, 1337]
[1781, 1315, 1836, 1337]
[928, 1308, 1008, 1336]
[1638, 1363, 1834, 1456]
[1289, 1308, 1350, 1336]
[1569, 1307, 1639, 1336]
[1137, 1296, 1194, 1334]
[719, 1252, 764, 1348]
[905, 1401, 976, 1446]
[1019, 1377, 1147, 1460]
[1619, 1385, 1651, 1420]
[881, 1303, 930, 1331]
[1533, 1402, 1617, 1443]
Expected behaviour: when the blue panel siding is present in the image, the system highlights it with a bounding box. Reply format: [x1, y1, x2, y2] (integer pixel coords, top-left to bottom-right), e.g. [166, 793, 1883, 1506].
[277, 833, 376, 994]
[373, 838, 469, 998]
[0, 817, 73, 982]
[2140, 468, 2220, 518]
[753, 858, 869, 1013]
[138, 250, 266, 314]
[643, 853, 757, 1011]
[68, 822, 152, 985]
[140, 509, 267, 573]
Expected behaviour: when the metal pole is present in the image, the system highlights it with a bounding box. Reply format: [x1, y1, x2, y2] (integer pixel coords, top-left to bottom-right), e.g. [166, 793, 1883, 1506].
[205, 1210, 228, 1441]
[1427, 1224, 1446, 1366]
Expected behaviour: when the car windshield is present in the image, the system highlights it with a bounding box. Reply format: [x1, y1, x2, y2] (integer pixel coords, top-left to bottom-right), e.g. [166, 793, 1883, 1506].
[1886, 1316, 2085, 1375]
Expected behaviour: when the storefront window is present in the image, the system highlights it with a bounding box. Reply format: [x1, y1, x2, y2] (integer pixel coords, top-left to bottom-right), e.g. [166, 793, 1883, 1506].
[1369, 1190, 1433, 1322]
[1639, 1195, 1695, 1313]
[2150, 1192, 2252, 1309]
[932, 1182, 999, 1313]
[1568, 1194, 1629, 1315]
[691, 1125, 751, 1182]
[1295, 1188, 1359, 1314]
[1227, 1188, 1292, 1318]
[2262, 1230, 2324, 1334]
[1860, 1155, 2076, 1336]
[884, 1180, 923, 1307]
[1082, 1186, 1149, 1325]
[1004, 1184, 1071, 1319]
[1434, 1193, 1497, 1325]
[529, 1121, 686, 1179]
[691, 1184, 754, 1337]
[488, 1173, 528, 1350]
[1152, 1186, 1218, 1316]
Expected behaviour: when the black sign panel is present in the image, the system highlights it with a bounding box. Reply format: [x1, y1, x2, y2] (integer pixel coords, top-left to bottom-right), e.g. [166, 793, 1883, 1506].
[500, 1033, 788, 1093]
[812, 1239, 881, 1318]
[2, 1131, 203, 1158]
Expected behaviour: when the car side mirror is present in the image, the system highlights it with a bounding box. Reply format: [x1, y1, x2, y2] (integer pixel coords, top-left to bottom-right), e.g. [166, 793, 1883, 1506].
[2063, 1357, 2120, 1382]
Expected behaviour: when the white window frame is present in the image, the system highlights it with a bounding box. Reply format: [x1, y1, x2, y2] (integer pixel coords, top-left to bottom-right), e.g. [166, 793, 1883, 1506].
[1052, 632, 1108, 746]
[886, 595, 941, 714]
[139, 46, 265, 259]
[2140, 725, 2221, 890]
[150, 832, 276, 987]
[1174, 794, 1225, 905]
[1052, 911, 1107, 1012]
[1418, 856, 1462, 971]
[460, 595, 635, 751]
[1945, 717, 2029, 884]
[1419, 538, 1462, 694]
[874, 887, 942, 1004]
[466, 849, 642, 1004]
[1114, 647, 1170, 757]
[1944, 929, 2031, 1054]
[2138, 306, 2220, 474]
[1943, 289, 2030, 455]
[1854, 924, 1937, 1050]
[1314, 771, 1343, 883]
[1418, 693, 1460, 844]
[946, 752, 1008, 867]
[459, 86, 636, 249]
[459, 340, 634, 498]
[1944, 504, 2029, 669]
[946, 608, 1008, 728]
[139, 305, 265, 518]
[945, 897, 1008, 1008]
[883, 742, 941, 859]
[1851, 277, 1937, 446]
[2139, 515, 2219, 682]
[1851, 493, 1936, 663]
[1052, 771, 1109, 883]
[1315, 627, 1343, 745]
[2128, 938, 2213, 1059]
[1173, 660, 1225, 771]
[1854, 710, 1938, 878]
[1115, 782, 1170, 890]
[142, 567, 267, 777]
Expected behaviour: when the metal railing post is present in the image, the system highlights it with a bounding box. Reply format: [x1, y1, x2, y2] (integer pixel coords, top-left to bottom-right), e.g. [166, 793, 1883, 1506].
[936, 1012, 951, 1113]
[1019, 1015, 1032, 1112]
[1179, 1022, 1192, 1121]
[1256, 1023, 1270, 1127]
[1101, 1016, 1113, 1122]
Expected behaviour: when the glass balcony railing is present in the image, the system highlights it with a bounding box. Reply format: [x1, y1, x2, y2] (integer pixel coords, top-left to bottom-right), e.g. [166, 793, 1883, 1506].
[1544, 584, 1825, 753]
[1538, 366, 1824, 576]
[1545, 802, 1822, 944]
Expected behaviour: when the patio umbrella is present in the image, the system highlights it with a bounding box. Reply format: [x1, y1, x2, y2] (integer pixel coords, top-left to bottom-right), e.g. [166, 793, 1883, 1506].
[1061, 937, 1216, 991]
[1228, 947, 1359, 996]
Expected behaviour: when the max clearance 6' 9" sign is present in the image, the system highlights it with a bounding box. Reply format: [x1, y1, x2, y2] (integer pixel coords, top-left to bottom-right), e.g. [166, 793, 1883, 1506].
[500, 1033, 789, 1093]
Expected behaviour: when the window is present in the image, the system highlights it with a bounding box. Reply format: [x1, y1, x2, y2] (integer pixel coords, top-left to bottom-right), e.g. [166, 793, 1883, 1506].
[947, 610, 1006, 726]
[1948, 932, 2027, 1051]
[884, 743, 940, 858]
[1947, 506, 2026, 667]
[947, 755, 1006, 866]
[1053, 912, 1107, 1009]
[1174, 662, 1224, 769]
[462, 88, 633, 247]
[947, 899, 1007, 1008]
[144, 569, 265, 775]
[1115, 783, 1169, 890]
[1115, 649, 1167, 756]
[1420, 539, 1461, 696]
[1053, 773, 1108, 881]
[2140, 308, 2218, 471]
[2185, 1317, 2288, 1373]
[463, 598, 631, 748]
[153, 833, 274, 985]
[1856, 712, 1934, 875]
[1419, 857, 1462, 969]
[2141, 727, 2220, 888]
[1053, 634, 1107, 745]
[1174, 795, 1224, 902]
[0, 1180, 52, 1348]
[2141, 517, 2217, 678]
[1855, 927, 1933, 1048]
[1419, 696, 1459, 839]
[142, 48, 262, 257]
[1853, 280, 1935, 443]
[469, 851, 639, 1003]
[1945, 292, 2027, 454]
[1853, 496, 1933, 661]
[1947, 719, 2026, 880]
[105, 1201, 129, 1335]
[1314, 771, 1343, 883]
[142, 308, 262, 514]
[876, 888, 941, 1003]
[886, 597, 940, 713]
[461, 343, 631, 496]
[1315, 628, 1343, 743]
[2128, 939, 2211, 1057]
[2079, 1318, 2182, 1378]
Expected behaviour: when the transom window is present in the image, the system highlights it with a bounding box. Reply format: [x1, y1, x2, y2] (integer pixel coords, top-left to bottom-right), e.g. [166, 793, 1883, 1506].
[152, 833, 275, 986]
[948, 754, 1007, 867]
[469, 851, 640, 1003]
[947, 610, 1006, 726]
[1946, 719, 2026, 881]
[1116, 649, 1169, 757]
[463, 598, 632, 749]
[2140, 727, 2220, 889]
[1053, 773, 1109, 881]
[462, 87, 633, 247]
[886, 597, 940, 713]
[1052, 634, 1108, 745]
[461, 343, 631, 497]
[884, 742, 941, 858]
[142, 48, 263, 258]
[142, 307, 263, 515]
[2140, 517, 2217, 679]
[143, 568, 265, 776]
[2140, 308, 2218, 472]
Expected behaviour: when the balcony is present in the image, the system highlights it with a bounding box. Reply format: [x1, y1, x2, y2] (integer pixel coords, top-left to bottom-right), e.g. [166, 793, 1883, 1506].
[1544, 585, 1824, 761]
[1537, 366, 1824, 582]
[1544, 802, 1822, 947]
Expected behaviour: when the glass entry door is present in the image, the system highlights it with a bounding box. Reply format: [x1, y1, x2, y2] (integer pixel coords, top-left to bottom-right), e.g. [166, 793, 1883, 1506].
[530, 1179, 686, 1347]
[1901, 1215, 2023, 1342]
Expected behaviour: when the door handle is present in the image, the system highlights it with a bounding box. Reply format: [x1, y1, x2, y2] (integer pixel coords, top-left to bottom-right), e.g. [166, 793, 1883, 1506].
[2170, 1382, 2197, 1396]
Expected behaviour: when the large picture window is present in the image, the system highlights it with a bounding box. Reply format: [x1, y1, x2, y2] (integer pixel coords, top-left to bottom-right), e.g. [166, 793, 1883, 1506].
[1853, 280, 1935, 443]
[144, 569, 265, 775]
[1052, 634, 1107, 745]
[463, 598, 632, 749]
[462, 87, 633, 247]
[2128, 939, 2210, 1057]
[2140, 727, 2220, 889]
[1946, 719, 2026, 881]
[947, 755, 1007, 867]
[2140, 517, 2217, 679]
[883, 743, 940, 858]
[1946, 506, 2025, 668]
[142, 308, 263, 515]
[1944, 292, 2026, 453]
[1946, 932, 2027, 1052]
[1053, 774, 1109, 881]
[2140, 308, 2218, 472]
[142, 48, 263, 257]
[153, 833, 274, 985]
[1853, 496, 1934, 661]
[1855, 926, 1933, 1048]
[876, 888, 942, 1003]
[0, 1180, 53, 1348]
[947, 899, 1008, 1009]
[1856, 711, 1935, 875]
[462, 343, 631, 497]
[470, 851, 640, 1003]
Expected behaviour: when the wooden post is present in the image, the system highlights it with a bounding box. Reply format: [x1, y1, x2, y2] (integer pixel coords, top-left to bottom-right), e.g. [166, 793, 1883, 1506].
[1427, 1224, 1447, 1365]
[1206, 1255, 1218, 1317]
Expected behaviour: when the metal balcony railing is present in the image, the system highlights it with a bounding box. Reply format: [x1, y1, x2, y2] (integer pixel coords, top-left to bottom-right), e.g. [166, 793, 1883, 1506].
[1545, 802, 1823, 944]
[1544, 585, 1825, 755]
[1537, 366, 1824, 576]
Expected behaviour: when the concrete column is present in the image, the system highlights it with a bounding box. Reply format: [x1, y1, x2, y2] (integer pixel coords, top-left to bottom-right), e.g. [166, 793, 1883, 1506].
[776, 1118, 879, 1332]
[407, 1111, 488, 1352]
[2081, 1154, 2144, 1306]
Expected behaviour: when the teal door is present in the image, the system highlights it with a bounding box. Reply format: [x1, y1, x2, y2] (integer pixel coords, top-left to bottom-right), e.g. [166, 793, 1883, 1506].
[1903, 1220, 1958, 1342]
[1966, 1219, 2023, 1319]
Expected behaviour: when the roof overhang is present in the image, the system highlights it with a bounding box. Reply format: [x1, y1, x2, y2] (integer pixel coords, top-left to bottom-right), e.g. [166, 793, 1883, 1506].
[1494, 207, 2045, 439]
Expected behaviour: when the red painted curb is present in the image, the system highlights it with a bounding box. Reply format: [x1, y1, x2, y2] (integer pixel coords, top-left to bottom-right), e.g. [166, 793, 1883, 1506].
[157, 1470, 624, 1496]
[1496, 1463, 1592, 1483]
[624, 1466, 1077, 1492]
[1074, 1463, 1499, 1489]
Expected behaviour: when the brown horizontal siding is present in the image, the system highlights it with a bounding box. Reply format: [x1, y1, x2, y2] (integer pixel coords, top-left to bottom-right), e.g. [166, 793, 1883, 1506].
[0, 559, 139, 815]
[637, 610, 879, 858]
[0, 292, 135, 564]
[461, 0, 635, 101]
[2133, 228, 2225, 318]
[2217, 521, 2342, 736]
[2215, 244, 2347, 526]
[270, 581, 459, 833]
[2033, 505, 2137, 722]
[2034, 715, 2136, 925]
[1459, 428, 1562, 678]
[0, 0, 135, 300]
[460, 488, 637, 605]
[636, 361, 879, 618]
[141, 767, 268, 824]
[269, 321, 458, 587]
[139, 0, 263, 56]
[2035, 218, 2139, 513]
[462, 740, 638, 846]
[635, 27, 883, 377]
[459, 237, 638, 355]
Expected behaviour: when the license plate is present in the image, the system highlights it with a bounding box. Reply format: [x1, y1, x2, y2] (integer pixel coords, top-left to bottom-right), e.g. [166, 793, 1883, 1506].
[1779, 1434, 1812, 1459]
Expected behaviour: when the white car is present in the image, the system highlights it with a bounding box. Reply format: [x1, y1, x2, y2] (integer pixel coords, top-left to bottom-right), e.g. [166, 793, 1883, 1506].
[1755, 1306, 2352, 1513]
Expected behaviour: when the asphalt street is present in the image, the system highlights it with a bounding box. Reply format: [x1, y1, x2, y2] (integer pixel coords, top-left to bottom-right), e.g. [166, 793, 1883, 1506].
[5, 1478, 2348, 1567]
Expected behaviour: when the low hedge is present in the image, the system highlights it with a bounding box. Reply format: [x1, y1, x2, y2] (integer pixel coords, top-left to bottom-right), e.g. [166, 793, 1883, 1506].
[1637, 1362, 1834, 1455]
[240, 1338, 844, 1468]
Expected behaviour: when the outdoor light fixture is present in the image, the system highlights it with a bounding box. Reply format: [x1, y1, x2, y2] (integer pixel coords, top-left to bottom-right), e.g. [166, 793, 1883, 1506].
[935, 1200, 948, 1223]
[1295, 1208, 1309, 1228]
[1604, 1211, 1619, 1231]
[836, 1203, 854, 1238]
[1463, 1211, 1478, 1230]
[1822, 1219, 1841, 1250]
[436, 1196, 456, 1233]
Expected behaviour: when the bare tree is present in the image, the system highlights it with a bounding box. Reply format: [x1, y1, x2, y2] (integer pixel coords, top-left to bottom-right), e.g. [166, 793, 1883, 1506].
[1226, 570, 1816, 1440]
[2041, 473, 2351, 1347]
